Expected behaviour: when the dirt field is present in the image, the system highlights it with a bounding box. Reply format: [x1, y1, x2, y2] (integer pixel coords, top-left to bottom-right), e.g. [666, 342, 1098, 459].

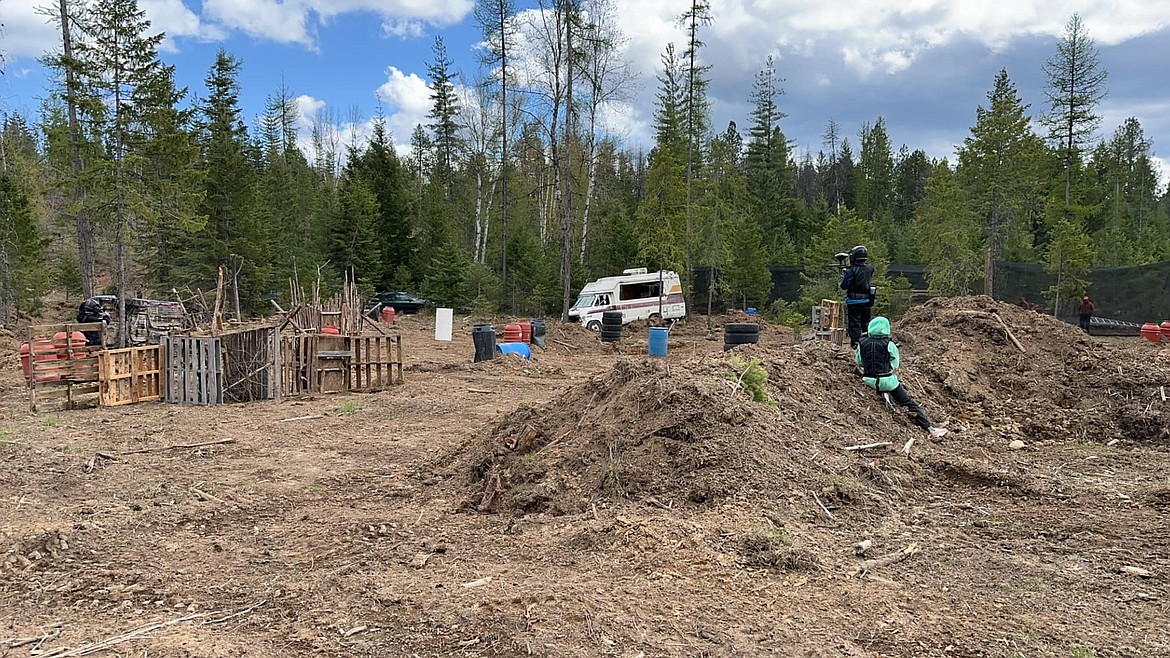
[2, 298, 1168, 657]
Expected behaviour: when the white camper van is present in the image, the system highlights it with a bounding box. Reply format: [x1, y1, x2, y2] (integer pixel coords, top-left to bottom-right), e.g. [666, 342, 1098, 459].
[568, 268, 687, 330]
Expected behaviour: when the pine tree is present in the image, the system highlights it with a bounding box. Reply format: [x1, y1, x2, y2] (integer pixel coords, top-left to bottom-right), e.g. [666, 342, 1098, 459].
[427, 36, 462, 202]
[1042, 13, 1108, 210]
[678, 0, 712, 311]
[744, 56, 798, 258]
[957, 69, 1046, 297]
[0, 170, 50, 319]
[915, 162, 981, 295]
[330, 173, 382, 288]
[855, 117, 894, 223]
[474, 0, 517, 293]
[352, 117, 413, 287]
[636, 44, 687, 274]
[73, 0, 186, 344]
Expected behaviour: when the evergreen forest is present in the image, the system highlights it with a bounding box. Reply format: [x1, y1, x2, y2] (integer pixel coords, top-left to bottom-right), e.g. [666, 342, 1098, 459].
[1, 1, 1167, 336]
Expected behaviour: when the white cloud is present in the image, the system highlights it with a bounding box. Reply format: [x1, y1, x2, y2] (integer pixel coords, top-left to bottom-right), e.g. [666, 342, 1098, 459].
[375, 66, 434, 151]
[201, 0, 473, 47]
[2, 0, 222, 62]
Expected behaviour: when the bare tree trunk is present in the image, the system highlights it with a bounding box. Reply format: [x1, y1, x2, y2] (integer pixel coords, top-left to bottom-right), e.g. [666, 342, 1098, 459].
[559, 0, 574, 321]
[473, 167, 485, 262]
[59, 0, 97, 298]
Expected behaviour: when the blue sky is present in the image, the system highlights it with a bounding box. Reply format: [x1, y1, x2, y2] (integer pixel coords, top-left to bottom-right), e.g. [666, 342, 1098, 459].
[2, 0, 1169, 187]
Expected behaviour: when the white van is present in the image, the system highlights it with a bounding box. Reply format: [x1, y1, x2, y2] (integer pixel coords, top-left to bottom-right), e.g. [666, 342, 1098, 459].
[568, 268, 687, 331]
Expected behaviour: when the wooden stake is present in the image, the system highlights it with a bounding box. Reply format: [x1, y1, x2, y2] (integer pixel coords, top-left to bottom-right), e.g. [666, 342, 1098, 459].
[901, 436, 916, 456]
[811, 491, 835, 520]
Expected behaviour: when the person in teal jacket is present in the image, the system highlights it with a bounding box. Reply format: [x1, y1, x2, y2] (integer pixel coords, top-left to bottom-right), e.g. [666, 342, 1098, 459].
[854, 316, 948, 439]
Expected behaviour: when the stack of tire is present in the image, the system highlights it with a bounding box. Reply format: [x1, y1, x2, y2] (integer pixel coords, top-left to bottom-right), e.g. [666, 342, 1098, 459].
[600, 311, 623, 343]
[723, 322, 760, 351]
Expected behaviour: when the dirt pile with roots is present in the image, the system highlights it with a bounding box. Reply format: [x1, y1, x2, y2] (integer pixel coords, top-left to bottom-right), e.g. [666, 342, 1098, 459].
[456, 296, 1170, 517]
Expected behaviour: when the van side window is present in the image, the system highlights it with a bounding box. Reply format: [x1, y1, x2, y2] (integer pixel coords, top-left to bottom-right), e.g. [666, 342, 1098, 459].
[596, 294, 609, 306]
[619, 282, 661, 300]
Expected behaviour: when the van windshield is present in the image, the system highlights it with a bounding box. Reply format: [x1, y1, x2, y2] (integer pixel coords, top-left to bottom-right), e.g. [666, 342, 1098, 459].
[571, 295, 596, 309]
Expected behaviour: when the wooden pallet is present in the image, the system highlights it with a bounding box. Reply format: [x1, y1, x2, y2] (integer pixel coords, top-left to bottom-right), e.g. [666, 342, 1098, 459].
[161, 335, 224, 405]
[280, 332, 404, 396]
[25, 323, 106, 412]
[99, 345, 162, 406]
[350, 334, 404, 390]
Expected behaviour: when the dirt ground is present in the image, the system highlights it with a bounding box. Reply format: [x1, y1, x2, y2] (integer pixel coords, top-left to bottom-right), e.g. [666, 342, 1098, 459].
[2, 298, 1169, 657]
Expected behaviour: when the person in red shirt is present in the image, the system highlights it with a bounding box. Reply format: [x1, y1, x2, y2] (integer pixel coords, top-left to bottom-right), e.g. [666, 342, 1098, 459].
[1077, 295, 1095, 333]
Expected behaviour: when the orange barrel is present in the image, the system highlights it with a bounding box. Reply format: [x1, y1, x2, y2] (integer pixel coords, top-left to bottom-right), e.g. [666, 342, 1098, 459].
[1140, 323, 1162, 344]
[381, 305, 396, 325]
[322, 326, 340, 335]
[22, 338, 61, 382]
[503, 323, 522, 342]
[1160, 320, 1170, 342]
[519, 320, 532, 344]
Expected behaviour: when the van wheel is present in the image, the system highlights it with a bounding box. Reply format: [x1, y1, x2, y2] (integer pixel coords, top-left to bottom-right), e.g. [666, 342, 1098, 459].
[586, 320, 602, 332]
[648, 313, 662, 326]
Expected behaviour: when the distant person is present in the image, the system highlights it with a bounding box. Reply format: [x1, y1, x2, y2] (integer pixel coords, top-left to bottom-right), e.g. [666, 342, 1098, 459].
[1018, 297, 1031, 310]
[76, 297, 110, 346]
[1077, 295, 1095, 333]
[839, 244, 874, 349]
[855, 316, 948, 439]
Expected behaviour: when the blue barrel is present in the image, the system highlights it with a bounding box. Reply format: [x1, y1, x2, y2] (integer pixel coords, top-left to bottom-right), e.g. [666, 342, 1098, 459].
[496, 342, 532, 359]
[648, 327, 668, 357]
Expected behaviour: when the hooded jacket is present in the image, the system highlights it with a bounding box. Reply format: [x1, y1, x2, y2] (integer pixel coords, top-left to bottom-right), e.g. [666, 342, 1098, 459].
[853, 316, 900, 392]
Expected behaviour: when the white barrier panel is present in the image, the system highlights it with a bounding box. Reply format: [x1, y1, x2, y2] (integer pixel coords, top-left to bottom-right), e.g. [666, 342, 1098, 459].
[435, 308, 454, 341]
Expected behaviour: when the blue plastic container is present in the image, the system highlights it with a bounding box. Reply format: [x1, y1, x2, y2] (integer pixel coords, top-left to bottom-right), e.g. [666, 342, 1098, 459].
[496, 342, 532, 359]
[648, 327, 669, 357]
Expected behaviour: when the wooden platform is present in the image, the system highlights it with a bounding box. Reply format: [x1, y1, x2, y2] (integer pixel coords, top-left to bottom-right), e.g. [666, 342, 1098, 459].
[99, 345, 162, 406]
[161, 335, 224, 405]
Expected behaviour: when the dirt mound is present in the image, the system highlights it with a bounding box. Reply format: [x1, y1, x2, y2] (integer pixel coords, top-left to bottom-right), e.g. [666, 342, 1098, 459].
[896, 295, 1170, 443]
[454, 345, 938, 517]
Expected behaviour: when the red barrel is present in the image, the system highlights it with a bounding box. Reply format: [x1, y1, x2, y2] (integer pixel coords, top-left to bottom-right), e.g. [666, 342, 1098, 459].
[1160, 320, 1170, 342]
[381, 305, 396, 325]
[503, 323, 522, 342]
[53, 331, 88, 357]
[20, 339, 61, 383]
[1140, 323, 1162, 344]
[519, 320, 532, 344]
[322, 326, 340, 335]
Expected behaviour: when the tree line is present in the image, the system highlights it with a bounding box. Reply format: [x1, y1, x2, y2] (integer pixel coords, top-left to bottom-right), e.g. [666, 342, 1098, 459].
[1, 1, 1167, 336]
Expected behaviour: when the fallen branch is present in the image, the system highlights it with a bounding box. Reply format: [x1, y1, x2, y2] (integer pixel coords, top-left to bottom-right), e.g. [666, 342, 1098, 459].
[1161, 386, 1166, 402]
[36, 612, 211, 657]
[467, 388, 494, 394]
[120, 438, 235, 455]
[279, 414, 323, 423]
[201, 600, 266, 625]
[992, 313, 1026, 354]
[851, 543, 920, 576]
[843, 441, 892, 452]
[190, 486, 226, 504]
[811, 491, 835, 520]
[550, 339, 574, 349]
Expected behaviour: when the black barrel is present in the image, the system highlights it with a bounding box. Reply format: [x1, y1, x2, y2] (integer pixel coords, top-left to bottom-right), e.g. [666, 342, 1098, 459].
[530, 319, 547, 347]
[723, 322, 760, 351]
[472, 323, 497, 362]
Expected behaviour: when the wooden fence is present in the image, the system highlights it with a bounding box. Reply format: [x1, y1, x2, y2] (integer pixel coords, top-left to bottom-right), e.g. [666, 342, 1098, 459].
[25, 322, 106, 412]
[99, 345, 162, 406]
[281, 333, 403, 396]
[220, 325, 280, 403]
[161, 335, 223, 405]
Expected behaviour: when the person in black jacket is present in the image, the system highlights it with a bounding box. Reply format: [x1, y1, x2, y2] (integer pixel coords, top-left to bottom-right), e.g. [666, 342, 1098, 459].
[76, 297, 110, 346]
[839, 245, 874, 349]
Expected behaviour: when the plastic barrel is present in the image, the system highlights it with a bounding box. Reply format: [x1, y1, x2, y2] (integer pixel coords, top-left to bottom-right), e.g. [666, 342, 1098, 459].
[1140, 323, 1162, 344]
[496, 342, 531, 359]
[519, 320, 532, 344]
[503, 323, 523, 342]
[472, 323, 497, 362]
[648, 327, 668, 357]
[530, 319, 547, 348]
[1160, 320, 1170, 342]
[381, 306, 396, 325]
[322, 326, 340, 335]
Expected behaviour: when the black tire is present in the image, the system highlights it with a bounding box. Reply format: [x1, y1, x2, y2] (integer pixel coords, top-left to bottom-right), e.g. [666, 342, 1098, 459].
[600, 329, 623, 340]
[723, 333, 759, 346]
[602, 311, 623, 323]
[585, 320, 602, 332]
[601, 320, 623, 330]
[724, 322, 760, 334]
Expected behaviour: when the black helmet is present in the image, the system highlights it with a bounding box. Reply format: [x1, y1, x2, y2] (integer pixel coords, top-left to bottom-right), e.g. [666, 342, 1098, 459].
[849, 245, 869, 264]
[81, 298, 103, 314]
